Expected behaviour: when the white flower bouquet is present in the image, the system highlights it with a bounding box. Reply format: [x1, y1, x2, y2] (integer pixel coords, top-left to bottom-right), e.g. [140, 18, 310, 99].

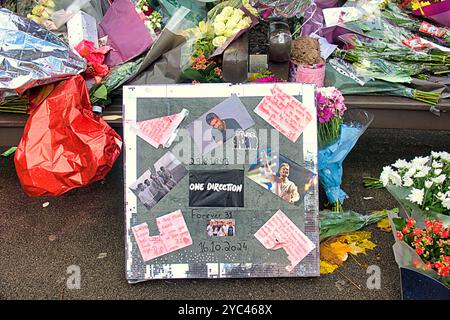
[366, 151, 450, 226]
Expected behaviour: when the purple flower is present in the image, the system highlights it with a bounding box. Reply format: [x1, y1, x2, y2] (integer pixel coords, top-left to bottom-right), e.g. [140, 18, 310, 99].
[253, 75, 284, 83]
[316, 92, 327, 105]
[318, 107, 334, 124]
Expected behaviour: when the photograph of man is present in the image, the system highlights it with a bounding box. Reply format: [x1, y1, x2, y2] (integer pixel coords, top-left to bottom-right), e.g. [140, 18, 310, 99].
[206, 112, 242, 144]
[263, 160, 300, 204]
[158, 166, 177, 189]
[234, 130, 258, 150]
[130, 151, 187, 211]
[227, 222, 234, 236]
[186, 95, 255, 154]
[149, 173, 170, 201]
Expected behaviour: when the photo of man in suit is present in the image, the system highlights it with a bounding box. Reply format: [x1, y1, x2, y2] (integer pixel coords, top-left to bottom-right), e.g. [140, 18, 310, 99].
[206, 112, 242, 144]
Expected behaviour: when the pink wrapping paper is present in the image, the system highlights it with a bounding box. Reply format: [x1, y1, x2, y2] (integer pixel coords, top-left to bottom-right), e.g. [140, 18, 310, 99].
[413, 1, 450, 27]
[99, 0, 153, 67]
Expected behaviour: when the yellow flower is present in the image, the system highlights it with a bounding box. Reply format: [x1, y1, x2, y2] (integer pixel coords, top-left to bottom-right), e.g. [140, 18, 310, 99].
[27, 14, 43, 24]
[40, 0, 56, 8]
[213, 21, 226, 36]
[221, 6, 235, 17]
[212, 36, 227, 48]
[198, 21, 212, 35]
[243, 0, 259, 17]
[32, 5, 46, 16]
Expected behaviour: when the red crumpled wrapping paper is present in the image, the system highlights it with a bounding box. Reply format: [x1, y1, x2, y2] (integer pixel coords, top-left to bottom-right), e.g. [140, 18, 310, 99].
[14, 75, 122, 197]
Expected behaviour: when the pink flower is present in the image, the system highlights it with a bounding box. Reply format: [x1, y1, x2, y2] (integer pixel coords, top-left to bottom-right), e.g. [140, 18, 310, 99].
[74, 40, 111, 64]
[254, 75, 284, 83]
[318, 107, 334, 124]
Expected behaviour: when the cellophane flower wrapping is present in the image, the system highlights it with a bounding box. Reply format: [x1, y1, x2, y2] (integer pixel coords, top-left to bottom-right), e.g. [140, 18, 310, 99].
[318, 109, 373, 204]
[413, 1, 450, 28]
[250, 0, 313, 18]
[0, 8, 86, 101]
[14, 75, 122, 197]
[386, 183, 450, 228]
[387, 210, 450, 290]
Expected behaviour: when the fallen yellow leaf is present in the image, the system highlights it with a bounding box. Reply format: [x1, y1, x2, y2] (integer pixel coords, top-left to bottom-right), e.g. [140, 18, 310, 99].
[377, 218, 392, 232]
[320, 260, 339, 274]
[319, 231, 378, 274]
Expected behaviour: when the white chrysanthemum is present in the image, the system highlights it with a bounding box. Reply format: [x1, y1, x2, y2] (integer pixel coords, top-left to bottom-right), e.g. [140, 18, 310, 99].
[432, 174, 446, 184]
[404, 167, 417, 179]
[432, 161, 443, 168]
[434, 169, 442, 176]
[442, 198, 450, 210]
[380, 166, 392, 187]
[412, 156, 429, 167]
[440, 151, 450, 162]
[414, 166, 431, 178]
[389, 171, 403, 187]
[425, 180, 433, 189]
[393, 159, 411, 169]
[403, 177, 414, 187]
[406, 188, 424, 206]
[431, 151, 441, 159]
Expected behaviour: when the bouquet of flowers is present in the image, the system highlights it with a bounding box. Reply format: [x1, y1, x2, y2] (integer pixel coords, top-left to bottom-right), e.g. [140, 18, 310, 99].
[211, 5, 253, 48]
[74, 40, 111, 84]
[316, 87, 346, 148]
[180, 2, 257, 83]
[365, 151, 450, 226]
[382, 2, 450, 46]
[388, 212, 449, 290]
[325, 58, 442, 105]
[27, 0, 57, 29]
[136, 0, 163, 36]
[317, 87, 373, 211]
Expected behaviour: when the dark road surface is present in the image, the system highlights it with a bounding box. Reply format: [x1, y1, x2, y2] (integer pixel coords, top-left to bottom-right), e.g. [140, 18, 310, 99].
[1, 128, 449, 300]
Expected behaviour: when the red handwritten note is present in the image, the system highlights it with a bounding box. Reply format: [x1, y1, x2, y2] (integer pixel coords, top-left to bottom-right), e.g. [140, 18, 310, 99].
[135, 109, 188, 148]
[254, 85, 312, 143]
[254, 210, 315, 272]
[132, 210, 192, 262]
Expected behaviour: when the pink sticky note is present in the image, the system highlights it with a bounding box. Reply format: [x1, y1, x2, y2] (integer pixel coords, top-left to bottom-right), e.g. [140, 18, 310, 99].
[254, 210, 315, 272]
[134, 109, 188, 148]
[132, 210, 192, 262]
[131, 224, 167, 261]
[156, 210, 193, 252]
[254, 85, 313, 143]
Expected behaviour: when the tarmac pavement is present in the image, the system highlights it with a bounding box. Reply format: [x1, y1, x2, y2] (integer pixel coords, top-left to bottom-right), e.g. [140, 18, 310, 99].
[1, 128, 449, 300]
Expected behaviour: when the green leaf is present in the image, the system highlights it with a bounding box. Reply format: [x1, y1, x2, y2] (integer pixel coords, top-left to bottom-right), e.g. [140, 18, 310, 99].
[93, 84, 108, 101]
[1, 147, 17, 157]
[181, 69, 204, 81]
[393, 217, 406, 232]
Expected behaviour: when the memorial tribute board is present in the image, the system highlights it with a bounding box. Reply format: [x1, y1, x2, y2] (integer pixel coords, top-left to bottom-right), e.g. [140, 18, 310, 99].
[124, 83, 319, 282]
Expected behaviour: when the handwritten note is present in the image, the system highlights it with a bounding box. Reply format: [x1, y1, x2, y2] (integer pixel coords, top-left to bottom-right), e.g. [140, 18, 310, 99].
[254, 85, 312, 143]
[132, 210, 192, 262]
[254, 210, 315, 272]
[134, 109, 188, 148]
